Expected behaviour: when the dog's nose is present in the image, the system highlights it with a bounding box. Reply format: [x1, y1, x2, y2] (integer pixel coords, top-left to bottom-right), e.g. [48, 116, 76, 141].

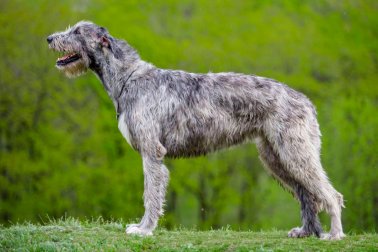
[46, 36, 53, 44]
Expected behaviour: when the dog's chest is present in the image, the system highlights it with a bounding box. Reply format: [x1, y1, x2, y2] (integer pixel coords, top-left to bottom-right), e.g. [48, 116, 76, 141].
[118, 113, 133, 148]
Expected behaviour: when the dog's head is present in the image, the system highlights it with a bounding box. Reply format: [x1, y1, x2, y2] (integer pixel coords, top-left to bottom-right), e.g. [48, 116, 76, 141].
[47, 21, 111, 78]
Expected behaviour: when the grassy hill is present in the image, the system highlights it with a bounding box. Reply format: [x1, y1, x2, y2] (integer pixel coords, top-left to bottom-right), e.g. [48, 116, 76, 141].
[1, 218, 377, 251]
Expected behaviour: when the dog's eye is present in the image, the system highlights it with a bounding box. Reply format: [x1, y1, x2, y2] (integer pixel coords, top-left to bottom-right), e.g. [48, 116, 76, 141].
[73, 29, 80, 35]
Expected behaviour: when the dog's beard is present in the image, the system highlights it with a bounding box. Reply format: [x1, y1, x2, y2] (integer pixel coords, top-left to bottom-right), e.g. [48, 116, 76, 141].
[56, 58, 88, 78]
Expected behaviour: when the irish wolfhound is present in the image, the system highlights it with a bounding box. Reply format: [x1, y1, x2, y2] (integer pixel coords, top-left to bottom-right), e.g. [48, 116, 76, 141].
[47, 21, 345, 240]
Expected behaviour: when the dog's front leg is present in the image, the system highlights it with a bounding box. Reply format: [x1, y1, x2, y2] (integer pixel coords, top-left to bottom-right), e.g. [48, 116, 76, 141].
[126, 154, 168, 236]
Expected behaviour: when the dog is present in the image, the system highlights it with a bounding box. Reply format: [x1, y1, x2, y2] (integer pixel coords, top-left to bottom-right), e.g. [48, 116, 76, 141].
[47, 21, 345, 239]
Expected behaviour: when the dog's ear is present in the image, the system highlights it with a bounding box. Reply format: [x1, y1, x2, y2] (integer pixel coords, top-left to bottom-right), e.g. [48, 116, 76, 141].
[100, 36, 110, 48]
[96, 26, 111, 48]
[99, 26, 108, 34]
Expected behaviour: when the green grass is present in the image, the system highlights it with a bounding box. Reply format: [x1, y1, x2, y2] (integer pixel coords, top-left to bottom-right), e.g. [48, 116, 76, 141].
[0, 218, 377, 251]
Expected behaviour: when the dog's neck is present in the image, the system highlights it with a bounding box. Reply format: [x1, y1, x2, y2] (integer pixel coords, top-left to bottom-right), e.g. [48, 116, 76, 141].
[89, 38, 155, 118]
[90, 37, 140, 88]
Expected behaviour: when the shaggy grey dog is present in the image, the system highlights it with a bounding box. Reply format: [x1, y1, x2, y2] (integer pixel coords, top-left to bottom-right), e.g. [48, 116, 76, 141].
[47, 21, 345, 240]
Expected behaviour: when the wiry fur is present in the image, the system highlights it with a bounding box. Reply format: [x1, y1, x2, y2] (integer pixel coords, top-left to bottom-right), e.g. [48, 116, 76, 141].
[47, 21, 345, 240]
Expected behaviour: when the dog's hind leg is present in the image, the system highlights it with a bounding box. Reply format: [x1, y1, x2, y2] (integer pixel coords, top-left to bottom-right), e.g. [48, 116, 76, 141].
[256, 137, 323, 238]
[263, 122, 345, 240]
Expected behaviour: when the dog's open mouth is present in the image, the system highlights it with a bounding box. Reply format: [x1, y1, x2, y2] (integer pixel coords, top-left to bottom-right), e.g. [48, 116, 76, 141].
[56, 53, 82, 66]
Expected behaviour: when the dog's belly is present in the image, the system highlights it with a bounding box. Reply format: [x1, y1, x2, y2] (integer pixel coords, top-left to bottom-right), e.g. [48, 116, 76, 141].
[162, 122, 259, 158]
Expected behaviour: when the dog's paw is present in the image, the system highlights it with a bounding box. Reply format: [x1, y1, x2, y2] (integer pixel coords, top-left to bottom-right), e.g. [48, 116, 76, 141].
[320, 232, 345, 240]
[288, 227, 311, 238]
[126, 223, 141, 229]
[126, 224, 153, 236]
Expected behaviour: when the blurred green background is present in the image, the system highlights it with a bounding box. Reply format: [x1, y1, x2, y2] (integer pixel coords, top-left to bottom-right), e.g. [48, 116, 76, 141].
[0, 0, 377, 233]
